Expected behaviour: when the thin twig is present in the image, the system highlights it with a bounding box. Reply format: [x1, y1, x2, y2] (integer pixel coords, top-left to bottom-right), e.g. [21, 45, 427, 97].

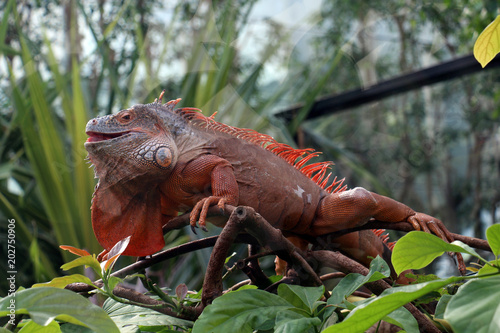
[226, 279, 252, 292]
[320, 272, 346, 281]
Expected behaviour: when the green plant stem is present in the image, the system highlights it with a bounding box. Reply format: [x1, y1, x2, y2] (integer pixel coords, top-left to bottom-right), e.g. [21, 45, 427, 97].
[148, 282, 178, 310]
[106, 291, 169, 310]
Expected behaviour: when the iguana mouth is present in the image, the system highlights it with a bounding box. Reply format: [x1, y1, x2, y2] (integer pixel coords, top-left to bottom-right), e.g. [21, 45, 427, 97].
[86, 131, 131, 143]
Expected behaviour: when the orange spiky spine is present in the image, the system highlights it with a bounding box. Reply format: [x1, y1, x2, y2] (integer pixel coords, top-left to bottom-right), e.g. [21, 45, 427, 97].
[175, 106, 347, 194]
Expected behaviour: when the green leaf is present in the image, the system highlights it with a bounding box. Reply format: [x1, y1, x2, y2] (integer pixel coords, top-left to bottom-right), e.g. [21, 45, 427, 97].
[106, 276, 123, 293]
[274, 310, 321, 333]
[43, 32, 96, 256]
[366, 256, 392, 278]
[329, 256, 390, 305]
[277, 284, 324, 313]
[59, 323, 95, 333]
[192, 289, 294, 333]
[29, 237, 43, 283]
[486, 224, 500, 257]
[321, 311, 339, 330]
[61, 256, 102, 277]
[474, 15, 500, 68]
[382, 306, 419, 333]
[224, 252, 237, 264]
[233, 284, 258, 291]
[32, 274, 97, 289]
[15, 28, 97, 264]
[323, 276, 462, 333]
[102, 298, 193, 330]
[392, 232, 484, 275]
[477, 262, 500, 276]
[0, 287, 118, 333]
[450, 240, 484, 260]
[19, 319, 61, 333]
[0, 0, 15, 49]
[445, 275, 500, 333]
[434, 294, 453, 320]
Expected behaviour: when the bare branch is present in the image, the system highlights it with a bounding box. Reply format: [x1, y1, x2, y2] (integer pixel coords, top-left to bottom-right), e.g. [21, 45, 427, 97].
[201, 205, 324, 305]
[112, 285, 201, 320]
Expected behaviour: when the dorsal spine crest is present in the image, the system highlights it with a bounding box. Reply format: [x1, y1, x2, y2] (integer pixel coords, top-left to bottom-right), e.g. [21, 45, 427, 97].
[172, 104, 347, 194]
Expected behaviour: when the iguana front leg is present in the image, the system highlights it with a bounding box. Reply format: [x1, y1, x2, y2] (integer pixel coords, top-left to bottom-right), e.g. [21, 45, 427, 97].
[181, 155, 239, 231]
[311, 187, 465, 273]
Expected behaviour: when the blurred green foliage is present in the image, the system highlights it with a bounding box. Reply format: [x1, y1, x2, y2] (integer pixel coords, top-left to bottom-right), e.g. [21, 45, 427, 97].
[0, 0, 499, 293]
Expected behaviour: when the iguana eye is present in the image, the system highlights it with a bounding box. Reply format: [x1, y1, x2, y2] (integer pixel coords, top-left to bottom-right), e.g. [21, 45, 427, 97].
[117, 111, 134, 124]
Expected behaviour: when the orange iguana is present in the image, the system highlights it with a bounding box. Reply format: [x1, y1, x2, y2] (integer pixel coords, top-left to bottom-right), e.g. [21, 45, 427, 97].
[85, 93, 464, 277]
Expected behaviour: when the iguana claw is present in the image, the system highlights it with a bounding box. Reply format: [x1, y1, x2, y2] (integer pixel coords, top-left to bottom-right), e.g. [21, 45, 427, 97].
[190, 225, 208, 234]
[408, 213, 466, 275]
[190, 196, 226, 232]
[190, 225, 197, 235]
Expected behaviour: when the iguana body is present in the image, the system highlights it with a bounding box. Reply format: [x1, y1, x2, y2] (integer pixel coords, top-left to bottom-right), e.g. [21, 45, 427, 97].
[85, 95, 460, 274]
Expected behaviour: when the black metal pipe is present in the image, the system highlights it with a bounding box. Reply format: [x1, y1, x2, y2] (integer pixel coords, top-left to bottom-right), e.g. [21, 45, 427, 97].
[277, 54, 500, 121]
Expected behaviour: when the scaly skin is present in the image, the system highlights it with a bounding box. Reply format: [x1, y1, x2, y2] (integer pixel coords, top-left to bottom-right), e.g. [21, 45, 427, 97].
[85, 95, 464, 276]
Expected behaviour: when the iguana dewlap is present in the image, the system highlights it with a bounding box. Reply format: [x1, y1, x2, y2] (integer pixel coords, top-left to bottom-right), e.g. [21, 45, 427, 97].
[85, 95, 461, 273]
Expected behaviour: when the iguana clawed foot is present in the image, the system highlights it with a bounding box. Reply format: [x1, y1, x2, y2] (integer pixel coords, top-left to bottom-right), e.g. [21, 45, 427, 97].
[407, 213, 453, 242]
[408, 212, 466, 275]
[190, 196, 227, 233]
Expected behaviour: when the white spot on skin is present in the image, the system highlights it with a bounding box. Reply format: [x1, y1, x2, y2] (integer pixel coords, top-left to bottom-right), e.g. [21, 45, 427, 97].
[294, 185, 305, 198]
[306, 194, 312, 204]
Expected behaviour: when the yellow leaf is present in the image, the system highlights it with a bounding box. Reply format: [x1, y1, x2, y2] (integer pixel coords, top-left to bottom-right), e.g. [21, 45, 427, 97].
[32, 274, 97, 289]
[474, 15, 500, 68]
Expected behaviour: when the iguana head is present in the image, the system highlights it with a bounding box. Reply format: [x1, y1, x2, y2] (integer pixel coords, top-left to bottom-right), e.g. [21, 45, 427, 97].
[85, 100, 183, 185]
[85, 98, 187, 257]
